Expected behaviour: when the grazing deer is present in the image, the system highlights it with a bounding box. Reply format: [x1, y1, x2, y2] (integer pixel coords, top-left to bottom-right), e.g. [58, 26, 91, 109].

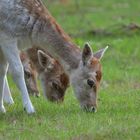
[0, 0, 108, 113]
[3, 46, 69, 105]
[21, 47, 69, 102]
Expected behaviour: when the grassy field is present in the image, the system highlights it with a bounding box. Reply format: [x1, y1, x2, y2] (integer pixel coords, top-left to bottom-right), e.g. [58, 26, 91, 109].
[1, 0, 140, 139]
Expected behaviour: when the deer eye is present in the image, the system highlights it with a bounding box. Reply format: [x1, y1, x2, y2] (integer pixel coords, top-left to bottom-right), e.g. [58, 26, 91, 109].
[87, 79, 95, 88]
[25, 71, 31, 79]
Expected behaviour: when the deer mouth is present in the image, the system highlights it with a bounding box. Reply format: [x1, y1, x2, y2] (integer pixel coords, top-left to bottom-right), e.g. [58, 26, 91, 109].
[82, 105, 97, 113]
[28, 90, 40, 98]
[49, 94, 64, 103]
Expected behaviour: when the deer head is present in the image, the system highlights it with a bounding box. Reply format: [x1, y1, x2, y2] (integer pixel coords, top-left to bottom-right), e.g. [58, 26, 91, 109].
[20, 52, 40, 97]
[70, 43, 108, 112]
[37, 50, 69, 103]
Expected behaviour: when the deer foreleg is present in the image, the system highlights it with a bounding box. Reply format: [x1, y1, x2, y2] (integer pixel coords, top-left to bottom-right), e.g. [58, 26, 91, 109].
[1, 38, 35, 114]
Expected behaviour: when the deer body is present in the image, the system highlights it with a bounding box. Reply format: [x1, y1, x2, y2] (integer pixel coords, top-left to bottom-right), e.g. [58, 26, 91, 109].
[0, 0, 107, 113]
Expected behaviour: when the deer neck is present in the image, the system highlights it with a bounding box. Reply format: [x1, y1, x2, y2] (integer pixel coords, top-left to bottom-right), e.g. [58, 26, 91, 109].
[0, 0, 81, 74]
[31, 11, 81, 74]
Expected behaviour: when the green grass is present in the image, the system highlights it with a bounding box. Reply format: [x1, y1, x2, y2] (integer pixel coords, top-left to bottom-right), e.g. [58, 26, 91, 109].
[1, 0, 140, 139]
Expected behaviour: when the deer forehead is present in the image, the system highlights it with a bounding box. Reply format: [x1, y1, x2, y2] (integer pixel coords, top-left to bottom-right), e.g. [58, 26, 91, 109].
[86, 59, 101, 74]
[88, 58, 100, 67]
[88, 72, 97, 77]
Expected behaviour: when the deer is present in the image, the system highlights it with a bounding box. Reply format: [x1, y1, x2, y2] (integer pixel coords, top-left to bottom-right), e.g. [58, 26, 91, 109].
[20, 47, 69, 102]
[0, 0, 108, 114]
[3, 47, 69, 103]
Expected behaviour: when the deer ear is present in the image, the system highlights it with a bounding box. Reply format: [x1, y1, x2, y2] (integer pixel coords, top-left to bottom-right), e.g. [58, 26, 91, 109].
[37, 50, 54, 69]
[94, 46, 108, 60]
[82, 43, 93, 65]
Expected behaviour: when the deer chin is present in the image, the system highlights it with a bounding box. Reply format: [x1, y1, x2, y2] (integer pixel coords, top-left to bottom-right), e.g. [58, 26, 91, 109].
[82, 105, 97, 113]
[73, 89, 97, 113]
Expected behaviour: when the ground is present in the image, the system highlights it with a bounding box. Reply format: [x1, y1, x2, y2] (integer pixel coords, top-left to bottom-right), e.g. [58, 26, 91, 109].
[0, 0, 140, 139]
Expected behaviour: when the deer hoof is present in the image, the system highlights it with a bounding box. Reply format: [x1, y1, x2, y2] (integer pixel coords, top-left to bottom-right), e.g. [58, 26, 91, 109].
[24, 102, 35, 114]
[0, 105, 6, 113]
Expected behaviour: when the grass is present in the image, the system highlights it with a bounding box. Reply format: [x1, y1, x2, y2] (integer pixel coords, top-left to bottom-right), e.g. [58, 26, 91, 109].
[1, 0, 140, 139]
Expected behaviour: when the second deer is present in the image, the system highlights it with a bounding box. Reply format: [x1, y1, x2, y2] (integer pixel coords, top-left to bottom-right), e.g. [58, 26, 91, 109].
[4, 46, 69, 104]
[21, 46, 69, 102]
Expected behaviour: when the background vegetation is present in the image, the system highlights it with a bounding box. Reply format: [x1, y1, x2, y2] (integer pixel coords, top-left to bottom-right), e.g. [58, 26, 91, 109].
[0, 0, 140, 139]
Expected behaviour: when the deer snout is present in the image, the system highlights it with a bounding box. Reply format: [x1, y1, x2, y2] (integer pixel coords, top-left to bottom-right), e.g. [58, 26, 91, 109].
[82, 105, 97, 113]
[90, 106, 97, 112]
[28, 88, 40, 98]
[35, 92, 40, 98]
[87, 79, 96, 88]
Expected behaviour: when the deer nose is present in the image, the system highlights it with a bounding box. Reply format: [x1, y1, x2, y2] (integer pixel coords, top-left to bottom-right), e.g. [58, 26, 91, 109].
[36, 93, 40, 98]
[90, 107, 97, 113]
[83, 105, 97, 113]
[87, 79, 95, 88]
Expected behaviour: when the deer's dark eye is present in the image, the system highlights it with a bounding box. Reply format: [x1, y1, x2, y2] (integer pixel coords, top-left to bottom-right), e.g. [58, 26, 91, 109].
[25, 71, 31, 79]
[87, 79, 95, 88]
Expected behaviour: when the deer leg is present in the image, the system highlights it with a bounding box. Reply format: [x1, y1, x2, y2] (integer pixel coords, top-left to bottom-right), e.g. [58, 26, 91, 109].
[1, 39, 35, 114]
[0, 51, 8, 113]
[3, 76, 14, 104]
